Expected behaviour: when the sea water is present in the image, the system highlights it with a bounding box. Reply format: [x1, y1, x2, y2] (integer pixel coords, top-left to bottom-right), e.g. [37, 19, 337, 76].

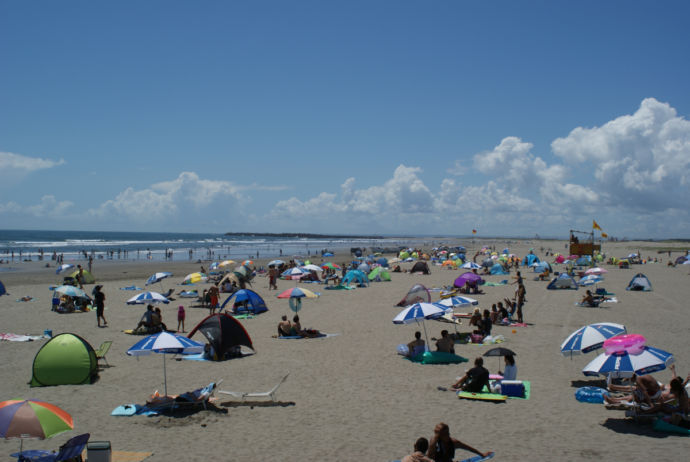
[0, 229, 448, 263]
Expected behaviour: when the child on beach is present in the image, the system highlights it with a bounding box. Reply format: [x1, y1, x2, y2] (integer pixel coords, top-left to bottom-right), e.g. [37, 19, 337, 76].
[177, 305, 186, 332]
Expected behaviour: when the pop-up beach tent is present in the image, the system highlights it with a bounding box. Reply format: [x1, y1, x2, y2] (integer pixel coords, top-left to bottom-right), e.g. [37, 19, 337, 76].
[220, 289, 268, 314]
[68, 269, 96, 284]
[368, 266, 391, 281]
[396, 284, 431, 306]
[490, 263, 508, 275]
[30, 333, 98, 387]
[0, 280, 6, 296]
[188, 313, 254, 361]
[342, 270, 368, 286]
[523, 254, 539, 266]
[547, 273, 579, 290]
[627, 273, 652, 291]
[410, 261, 430, 275]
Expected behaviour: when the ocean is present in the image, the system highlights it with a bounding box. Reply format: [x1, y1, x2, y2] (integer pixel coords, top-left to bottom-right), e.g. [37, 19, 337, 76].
[0, 229, 452, 263]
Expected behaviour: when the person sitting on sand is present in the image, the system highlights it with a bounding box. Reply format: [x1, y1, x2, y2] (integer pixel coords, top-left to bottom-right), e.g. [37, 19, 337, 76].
[538, 267, 550, 281]
[580, 290, 597, 307]
[474, 309, 492, 338]
[136, 305, 155, 331]
[402, 437, 434, 462]
[451, 357, 490, 393]
[427, 422, 491, 462]
[154, 307, 167, 331]
[407, 331, 426, 357]
[435, 330, 454, 354]
[278, 315, 292, 337]
[289, 314, 303, 336]
[489, 304, 499, 323]
[468, 308, 481, 327]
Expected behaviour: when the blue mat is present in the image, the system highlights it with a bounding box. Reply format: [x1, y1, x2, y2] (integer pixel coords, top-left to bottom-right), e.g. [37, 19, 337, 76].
[277, 333, 339, 339]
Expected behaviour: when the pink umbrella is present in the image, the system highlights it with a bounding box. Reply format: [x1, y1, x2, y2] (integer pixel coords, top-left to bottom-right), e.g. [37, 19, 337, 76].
[554, 255, 565, 264]
[585, 267, 608, 275]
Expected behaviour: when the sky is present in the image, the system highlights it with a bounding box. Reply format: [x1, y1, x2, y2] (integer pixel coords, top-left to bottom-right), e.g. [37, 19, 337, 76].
[1, 0, 689, 239]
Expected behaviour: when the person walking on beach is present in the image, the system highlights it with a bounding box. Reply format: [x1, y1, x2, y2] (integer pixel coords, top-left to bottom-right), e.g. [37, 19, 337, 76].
[177, 305, 186, 332]
[93, 285, 107, 327]
[208, 285, 219, 315]
[76, 265, 85, 289]
[268, 267, 278, 290]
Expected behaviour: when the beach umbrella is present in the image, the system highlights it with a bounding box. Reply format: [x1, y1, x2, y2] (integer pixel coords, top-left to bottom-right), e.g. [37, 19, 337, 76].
[268, 260, 285, 268]
[484, 347, 517, 370]
[282, 267, 306, 280]
[393, 302, 446, 345]
[126, 291, 170, 305]
[55, 264, 75, 274]
[218, 260, 235, 268]
[585, 267, 608, 275]
[277, 287, 319, 299]
[579, 275, 603, 286]
[302, 264, 323, 272]
[321, 262, 340, 270]
[582, 346, 674, 379]
[52, 285, 88, 298]
[145, 272, 172, 291]
[453, 272, 482, 288]
[461, 261, 481, 270]
[561, 323, 627, 357]
[242, 260, 254, 267]
[436, 296, 478, 308]
[127, 332, 204, 396]
[277, 287, 318, 313]
[182, 272, 208, 285]
[0, 399, 73, 454]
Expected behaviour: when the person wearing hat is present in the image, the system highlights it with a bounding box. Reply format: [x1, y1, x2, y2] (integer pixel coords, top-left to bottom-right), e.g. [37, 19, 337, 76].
[93, 285, 107, 327]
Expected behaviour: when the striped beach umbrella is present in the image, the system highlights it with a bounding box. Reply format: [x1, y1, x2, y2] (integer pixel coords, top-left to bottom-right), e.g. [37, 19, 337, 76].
[126, 291, 169, 305]
[560, 323, 626, 357]
[582, 346, 674, 378]
[0, 400, 73, 453]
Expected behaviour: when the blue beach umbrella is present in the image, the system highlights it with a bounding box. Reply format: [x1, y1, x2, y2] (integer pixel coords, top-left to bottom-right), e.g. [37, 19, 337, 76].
[126, 291, 169, 305]
[579, 275, 603, 286]
[145, 272, 172, 286]
[52, 285, 88, 298]
[127, 331, 204, 396]
[582, 346, 674, 378]
[461, 261, 481, 270]
[436, 296, 479, 308]
[55, 264, 75, 275]
[560, 323, 626, 357]
[393, 302, 447, 346]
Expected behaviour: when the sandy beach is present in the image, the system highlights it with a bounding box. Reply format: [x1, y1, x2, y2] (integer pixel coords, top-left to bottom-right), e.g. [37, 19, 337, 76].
[1, 240, 689, 461]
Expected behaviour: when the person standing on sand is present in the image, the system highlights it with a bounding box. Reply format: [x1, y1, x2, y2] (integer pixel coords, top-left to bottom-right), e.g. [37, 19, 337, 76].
[177, 305, 186, 332]
[93, 285, 107, 327]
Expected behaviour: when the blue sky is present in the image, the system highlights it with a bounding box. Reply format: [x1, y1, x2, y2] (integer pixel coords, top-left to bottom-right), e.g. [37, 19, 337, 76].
[1, 1, 689, 238]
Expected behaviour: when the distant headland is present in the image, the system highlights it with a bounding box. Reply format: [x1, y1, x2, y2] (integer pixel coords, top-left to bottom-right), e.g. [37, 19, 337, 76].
[224, 232, 386, 239]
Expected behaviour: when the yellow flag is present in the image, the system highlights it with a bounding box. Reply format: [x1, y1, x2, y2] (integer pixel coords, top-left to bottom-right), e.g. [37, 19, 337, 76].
[601, 232, 608, 238]
[593, 220, 602, 231]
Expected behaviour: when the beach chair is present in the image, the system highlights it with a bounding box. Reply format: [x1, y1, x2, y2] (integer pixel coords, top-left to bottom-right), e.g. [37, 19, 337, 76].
[12, 433, 90, 462]
[174, 381, 221, 410]
[95, 340, 112, 365]
[219, 372, 289, 402]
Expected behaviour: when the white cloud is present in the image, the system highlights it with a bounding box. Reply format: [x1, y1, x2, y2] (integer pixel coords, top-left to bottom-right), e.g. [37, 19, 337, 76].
[0, 151, 65, 174]
[551, 98, 690, 209]
[0, 196, 73, 217]
[89, 172, 247, 224]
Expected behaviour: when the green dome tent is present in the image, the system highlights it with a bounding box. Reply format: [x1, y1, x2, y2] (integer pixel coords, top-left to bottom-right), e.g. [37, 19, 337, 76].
[368, 266, 391, 281]
[30, 333, 98, 387]
[68, 269, 96, 284]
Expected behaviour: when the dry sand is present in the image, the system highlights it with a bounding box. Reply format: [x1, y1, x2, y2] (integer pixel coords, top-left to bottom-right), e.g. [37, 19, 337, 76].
[1, 240, 689, 461]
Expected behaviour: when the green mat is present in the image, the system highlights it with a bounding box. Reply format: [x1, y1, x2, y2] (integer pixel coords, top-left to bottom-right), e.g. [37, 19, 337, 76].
[483, 380, 531, 400]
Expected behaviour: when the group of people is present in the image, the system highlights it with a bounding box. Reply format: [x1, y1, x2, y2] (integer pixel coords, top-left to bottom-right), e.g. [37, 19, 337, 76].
[134, 304, 168, 334]
[401, 423, 491, 462]
[277, 314, 304, 337]
[604, 364, 689, 427]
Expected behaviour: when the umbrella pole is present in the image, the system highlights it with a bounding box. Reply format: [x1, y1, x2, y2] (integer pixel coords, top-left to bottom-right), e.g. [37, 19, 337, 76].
[422, 321, 430, 347]
[163, 354, 168, 396]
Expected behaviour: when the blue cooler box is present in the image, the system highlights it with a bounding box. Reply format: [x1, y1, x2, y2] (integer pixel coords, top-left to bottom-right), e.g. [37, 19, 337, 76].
[500, 380, 525, 398]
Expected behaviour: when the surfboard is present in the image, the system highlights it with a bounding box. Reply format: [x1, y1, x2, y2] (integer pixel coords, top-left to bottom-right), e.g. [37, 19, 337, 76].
[460, 451, 495, 462]
[457, 391, 507, 402]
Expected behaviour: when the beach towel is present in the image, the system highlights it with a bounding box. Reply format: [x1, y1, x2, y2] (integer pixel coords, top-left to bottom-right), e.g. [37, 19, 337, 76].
[111, 451, 154, 462]
[483, 281, 508, 286]
[407, 351, 468, 365]
[276, 333, 339, 339]
[120, 286, 143, 290]
[0, 333, 46, 342]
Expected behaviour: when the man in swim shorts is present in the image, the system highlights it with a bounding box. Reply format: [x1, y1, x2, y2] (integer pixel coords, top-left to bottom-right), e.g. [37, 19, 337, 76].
[427, 422, 490, 462]
[277, 315, 292, 337]
[451, 357, 490, 393]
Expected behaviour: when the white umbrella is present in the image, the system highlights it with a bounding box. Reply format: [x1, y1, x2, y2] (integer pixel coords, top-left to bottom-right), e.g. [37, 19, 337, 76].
[585, 267, 608, 275]
[302, 264, 323, 272]
[461, 262, 481, 270]
[55, 264, 75, 274]
[436, 296, 478, 308]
